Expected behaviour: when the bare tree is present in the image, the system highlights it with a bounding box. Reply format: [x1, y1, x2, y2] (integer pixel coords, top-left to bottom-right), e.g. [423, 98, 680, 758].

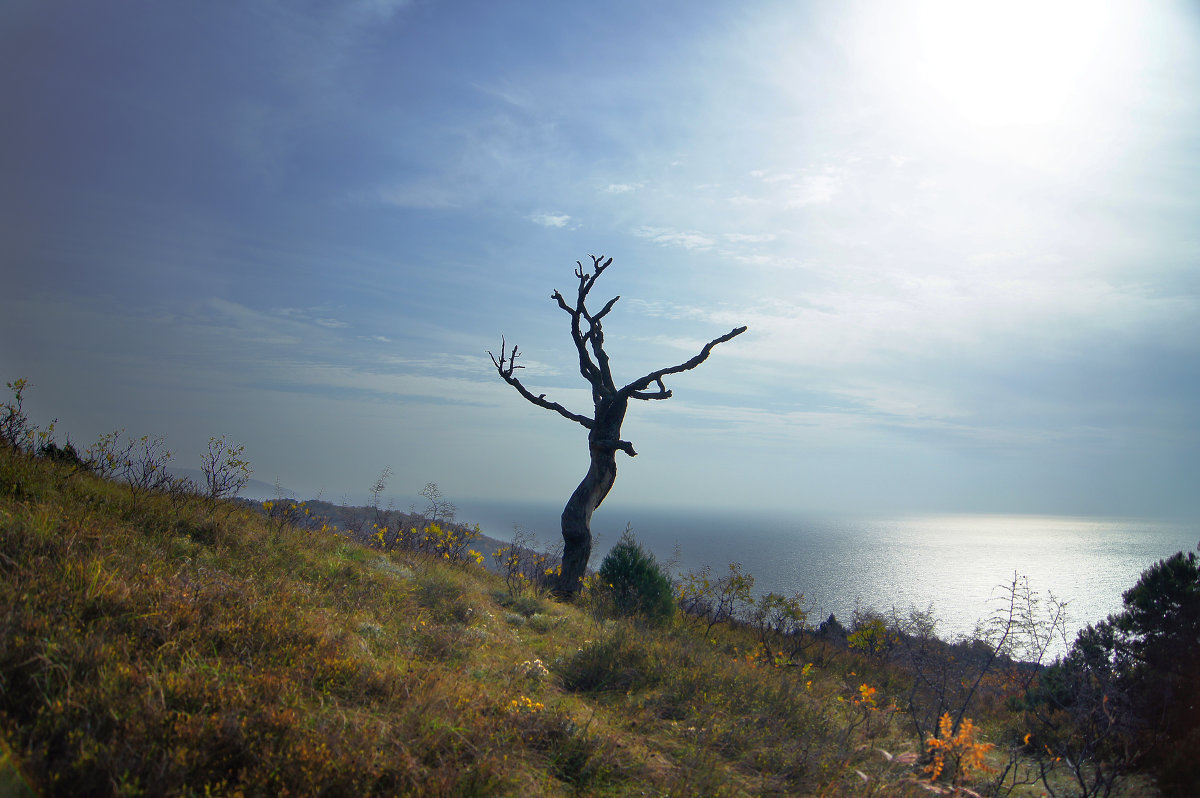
[418, 481, 456, 525]
[490, 255, 746, 596]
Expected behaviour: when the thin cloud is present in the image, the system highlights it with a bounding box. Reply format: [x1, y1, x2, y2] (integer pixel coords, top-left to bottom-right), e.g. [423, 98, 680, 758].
[749, 169, 795, 184]
[786, 174, 840, 206]
[529, 212, 573, 228]
[470, 80, 537, 111]
[349, 0, 411, 21]
[372, 182, 462, 210]
[201, 299, 305, 345]
[272, 307, 351, 331]
[724, 232, 777, 244]
[628, 299, 710, 321]
[634, 226, 714, 251]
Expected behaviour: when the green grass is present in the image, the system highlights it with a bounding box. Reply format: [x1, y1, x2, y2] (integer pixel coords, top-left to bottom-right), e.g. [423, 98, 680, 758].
[0, 445, 1156, 797]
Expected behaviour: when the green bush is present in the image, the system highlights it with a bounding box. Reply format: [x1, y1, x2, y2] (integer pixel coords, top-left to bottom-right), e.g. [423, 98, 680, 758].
[597, 528, 674, 622]
[1108, 548, 1200, 794]
[1041, 546, 1200, 795]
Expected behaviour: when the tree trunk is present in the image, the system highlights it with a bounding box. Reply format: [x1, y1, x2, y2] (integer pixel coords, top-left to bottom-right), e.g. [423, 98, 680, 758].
[555, 397, 627, 596]
[556, 445, 616, 595]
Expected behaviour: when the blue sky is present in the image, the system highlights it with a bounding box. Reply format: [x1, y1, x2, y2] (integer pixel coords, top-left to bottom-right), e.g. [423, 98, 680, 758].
[3, 0, 1199, 521]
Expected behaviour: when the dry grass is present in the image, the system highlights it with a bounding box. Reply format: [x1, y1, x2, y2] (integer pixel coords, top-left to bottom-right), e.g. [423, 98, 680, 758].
[0, 446, 1154, 797]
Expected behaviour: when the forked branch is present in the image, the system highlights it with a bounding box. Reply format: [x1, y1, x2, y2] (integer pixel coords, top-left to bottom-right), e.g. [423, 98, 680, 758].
[551, 254, 620, 393]
[489, 336, 593, 428]
[621, 325, 748, 400]
[492, 256, 747, 426]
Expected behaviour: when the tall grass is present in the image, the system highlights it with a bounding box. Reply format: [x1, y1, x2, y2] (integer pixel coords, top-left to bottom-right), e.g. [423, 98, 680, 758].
[0, 431, 1161, 796]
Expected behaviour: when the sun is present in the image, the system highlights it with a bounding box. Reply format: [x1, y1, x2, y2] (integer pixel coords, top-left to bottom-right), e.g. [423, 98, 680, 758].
[911, 0, 1125, 129]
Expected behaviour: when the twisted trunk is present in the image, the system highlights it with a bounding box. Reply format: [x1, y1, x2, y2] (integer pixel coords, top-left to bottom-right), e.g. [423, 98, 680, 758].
[556, 397, 627, 595]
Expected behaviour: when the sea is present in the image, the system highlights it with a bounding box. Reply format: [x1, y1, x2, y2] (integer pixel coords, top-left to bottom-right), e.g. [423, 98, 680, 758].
[458, 500, 1198, 657]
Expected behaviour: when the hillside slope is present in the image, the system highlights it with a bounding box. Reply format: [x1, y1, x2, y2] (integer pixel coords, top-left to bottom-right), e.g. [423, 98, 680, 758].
[1, 444, 1157, 797]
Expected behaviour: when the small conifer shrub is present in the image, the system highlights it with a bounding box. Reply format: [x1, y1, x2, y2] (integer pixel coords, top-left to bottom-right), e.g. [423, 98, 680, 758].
[597, 527, 674, 622]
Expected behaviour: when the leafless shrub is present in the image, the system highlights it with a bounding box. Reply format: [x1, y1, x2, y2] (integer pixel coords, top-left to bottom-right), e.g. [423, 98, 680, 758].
[201, 436, 252, 500]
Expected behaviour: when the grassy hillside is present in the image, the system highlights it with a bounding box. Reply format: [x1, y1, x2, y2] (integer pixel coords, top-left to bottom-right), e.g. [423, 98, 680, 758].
[0, 439, 1165, 796]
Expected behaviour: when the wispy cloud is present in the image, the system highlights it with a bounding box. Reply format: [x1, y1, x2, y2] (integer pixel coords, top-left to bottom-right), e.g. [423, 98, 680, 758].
[634, 226, 714, 250]
[726, 253, 786, 267]
[749, 169, 794, 184]
[347, 0, 412, 22]
[745, 167, 842, 207]
[628, 299, 710, 321]
[272, 307, 352, 331]
[201, 299, 306, 346]
[724, 232, 776, 244]
[529, 212, 574, 228]
[786, 174, 840, 207]
[382, 353, 498, 376]
[8, 0, 1197, 517]
[267, 363, 501, 407]
[372, 181, 463, 209]
[469, 80, 537, 111]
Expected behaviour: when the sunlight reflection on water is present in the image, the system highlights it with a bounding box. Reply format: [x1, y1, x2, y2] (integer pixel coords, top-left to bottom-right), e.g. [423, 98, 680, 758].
[462, 501, 1197, 656]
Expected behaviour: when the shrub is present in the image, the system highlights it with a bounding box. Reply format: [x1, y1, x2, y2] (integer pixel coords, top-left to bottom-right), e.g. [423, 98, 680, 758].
[115, 433, 174, 499]
[1049, 547, 1200, 795]
[0, 379, 33, 451]
[816, 613, 847, 639]
[85, 429, 133, 479]
[676, 561, 755, 633]
[597, 527, 674, 622]
[557, 629, 659, 694]
[747, 590, 809, 662]
[2, 379, 56, 454]
[847, 611, 895, 661]
[201, 436, 252, 500]
[37, 440, 86, 468]
[492, 590, 548, 619]
[925, 712, 995, 786]
[414, 567, 474, 625]
[492, 526, 559, 596]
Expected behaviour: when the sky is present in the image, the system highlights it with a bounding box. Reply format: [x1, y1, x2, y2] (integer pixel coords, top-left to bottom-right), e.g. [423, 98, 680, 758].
[2, 0, 1199, 522]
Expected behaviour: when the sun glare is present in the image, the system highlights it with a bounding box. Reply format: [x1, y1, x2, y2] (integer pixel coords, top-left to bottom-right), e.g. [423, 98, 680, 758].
[913, 0, 1123, 128]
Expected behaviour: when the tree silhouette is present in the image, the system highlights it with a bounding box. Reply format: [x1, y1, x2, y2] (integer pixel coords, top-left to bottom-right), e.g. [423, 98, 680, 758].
[490, 255, 746, 596]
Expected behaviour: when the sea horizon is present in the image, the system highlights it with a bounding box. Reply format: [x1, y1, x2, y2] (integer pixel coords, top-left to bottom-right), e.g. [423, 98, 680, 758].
[458, 499, 1199, 656]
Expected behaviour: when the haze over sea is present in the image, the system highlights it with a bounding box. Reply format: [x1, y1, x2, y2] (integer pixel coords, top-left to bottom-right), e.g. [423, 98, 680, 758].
[460, 501, 1197, 654]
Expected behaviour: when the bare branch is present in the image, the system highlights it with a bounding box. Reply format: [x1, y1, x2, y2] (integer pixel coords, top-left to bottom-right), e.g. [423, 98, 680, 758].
[489, 337, 593, 428]
[551, 289, 574, 315]
[553, 257, 616, 390]
[576, 254, 612, 299]
[621, 325, 748, 399]
[590, 294, 620, 323]
[487, 335, 524, 375]
[593, 438, 638, 457]
[586, 318, 617, 394]
[629, 378, 672, 400]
